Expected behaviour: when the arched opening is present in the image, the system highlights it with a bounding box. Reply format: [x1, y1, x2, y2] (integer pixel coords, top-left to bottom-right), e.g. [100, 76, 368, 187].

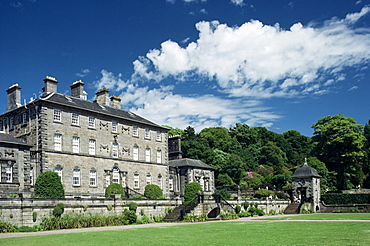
[208, 207, 220, 218]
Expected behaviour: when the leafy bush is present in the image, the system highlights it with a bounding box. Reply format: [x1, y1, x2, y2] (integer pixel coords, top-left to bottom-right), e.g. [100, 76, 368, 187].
[128, 202, 138, 212]
[17, 226, 37, 232]
[52, 203, 65, 217]
[237, 211, 251, 217]
[129, 195, 145, 199]
[144, 184, 163, 199]
[214, 189, 231, 200]
[123, 209, 137, 224]
[0, 221, 17, 233]
[41, 212, 132, 230]
[242, 201, 250, 210]
[105, 183, 125, 199]
[321, 193, 370, 205]
[34, 171, 64, 198]
[184, 182, 203, 203]
[234, 205, 241, 214]
[220, 212, 238, 220]
[254, 189, 275, 199]
[247, 206, 265, 216]
[7, 194, 19, 198]
[183, 214, 208, 222]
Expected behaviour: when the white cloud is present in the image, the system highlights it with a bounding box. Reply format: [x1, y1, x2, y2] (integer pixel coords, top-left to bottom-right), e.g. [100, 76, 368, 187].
[230, 0, 244, 7]
[94, 70, 280, 130]
[76, 69, 91, 78]
[132, 7, 370, 99]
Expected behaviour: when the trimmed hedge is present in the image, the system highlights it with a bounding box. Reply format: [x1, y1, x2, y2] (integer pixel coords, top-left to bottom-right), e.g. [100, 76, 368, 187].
[321, 193, 370, 205]
[34, 171, 65, 198]
[184, 182, 203, 203]
[105, 183, 125, 199]
[144, 184, 163, 199]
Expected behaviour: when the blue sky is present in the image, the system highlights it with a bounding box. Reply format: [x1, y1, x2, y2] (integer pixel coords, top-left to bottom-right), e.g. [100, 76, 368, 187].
[1, 0, 369, 136]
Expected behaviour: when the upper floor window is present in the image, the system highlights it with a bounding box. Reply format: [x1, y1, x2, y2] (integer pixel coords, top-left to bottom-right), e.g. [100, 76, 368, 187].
[132, 126, 139, 137]
[22, 113, 27, 125]
[145, 129, 150, 139]
[54, 134, 62, 151]
[72, 136, 80, 153]
[88, 117, 95, 128]
[73, 169, 80, 186]
[156, 131, 162, 141]
[112, 143, 118, 158]
[169, 177, 174, 191]
[0, 120, 3, 131]
[112, 122, 118, 132]
[156, 149, 162, 164]
[133, 146, 139, 161]
[89, 139, 96, 155]
[54, 110, 61, 122]
[71, 113, 79, 125]
[89, 170, 97, 187]
[145, 148, 151, 162]
[9, 117, 14, 130]
[5, 165, 12, 183]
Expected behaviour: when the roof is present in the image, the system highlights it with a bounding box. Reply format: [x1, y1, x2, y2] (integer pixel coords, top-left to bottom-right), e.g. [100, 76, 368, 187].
[37, 93, 168, 130]
[169, 158, 215, 170]
[292, 163, 321, 178]
[0, 132, 33, 147]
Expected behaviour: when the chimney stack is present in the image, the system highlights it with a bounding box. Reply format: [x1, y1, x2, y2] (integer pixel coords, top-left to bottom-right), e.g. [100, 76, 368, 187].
[6, 83, 22, 112]
[70, 80, 86, 99]
[110, 95, 121, 109]
[95, 88, 110, 105]
[42, 76, 58, 94]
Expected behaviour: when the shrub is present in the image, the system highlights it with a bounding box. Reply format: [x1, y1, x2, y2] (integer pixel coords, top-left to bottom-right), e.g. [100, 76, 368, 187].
[214, 189, 231, 200]
[107, 205, 113, 211]
[183, 214, 208, 222]
[321, 193, 370, 205]
[184, 182, 203, 203]
[7, 194, 19, 198]
[238, 211, 251, 217]
[128, 202, 138, 212]
[32, 212, 37, 222]
[0, 221, 17, 233]
[254, 189, 275, 199]
[248, 206, 265, 216]
[123, 209, 137, 224]
[52, 203, 65, 217]
[17, 226, 37, 232]
[105, 183, 125, 199]
[220, 212, 238, 220]
[34, 171, 65, 198]
[144, 184, 163, 199]
[234, 205, 241, 214]
[242, 201, 250, 210]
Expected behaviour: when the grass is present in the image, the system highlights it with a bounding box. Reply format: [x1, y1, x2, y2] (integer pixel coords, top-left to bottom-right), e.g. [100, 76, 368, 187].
[0, 214, 369, 245]
[258, 212, 370, 220]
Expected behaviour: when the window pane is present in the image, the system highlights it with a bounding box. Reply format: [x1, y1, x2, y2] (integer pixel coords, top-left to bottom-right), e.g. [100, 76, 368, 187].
[89, 170, 96, 186]
[54, 134, 62, 151]
[73, 169, 80, 186]
[54, 110, 61, 122]
[71, 113, 79, 125]
[72, 136, 80, 153]
[88, 117, 95, 128]
[112, 122, 118, 132]
[112, 143, 118, 158]
[133, 146, 139, 161]
[145, 148, 150, 162]
[89, 139, 96, 155]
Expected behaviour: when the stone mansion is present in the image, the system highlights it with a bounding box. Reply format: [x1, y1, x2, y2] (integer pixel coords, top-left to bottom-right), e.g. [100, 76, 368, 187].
[0, 76, 215, 198]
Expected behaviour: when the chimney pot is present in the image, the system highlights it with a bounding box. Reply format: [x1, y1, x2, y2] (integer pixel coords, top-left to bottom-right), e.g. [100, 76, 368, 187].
[110, 95, 121, 109]
[6, 83, 22, 111]
[70, 80, 86, 99]
[95, 88, 110, 105]
[43, 76, 58, 94]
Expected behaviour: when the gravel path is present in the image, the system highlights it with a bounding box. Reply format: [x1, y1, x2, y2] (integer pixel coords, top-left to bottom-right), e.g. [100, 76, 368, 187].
[1, 214, 369, 239]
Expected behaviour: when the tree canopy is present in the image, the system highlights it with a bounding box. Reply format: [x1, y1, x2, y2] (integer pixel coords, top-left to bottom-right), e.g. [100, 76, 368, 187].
[170, 114, 369, 192]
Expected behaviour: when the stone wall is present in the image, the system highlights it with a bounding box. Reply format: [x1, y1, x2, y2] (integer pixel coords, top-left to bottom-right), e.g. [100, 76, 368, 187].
[0, 198, 180, 227]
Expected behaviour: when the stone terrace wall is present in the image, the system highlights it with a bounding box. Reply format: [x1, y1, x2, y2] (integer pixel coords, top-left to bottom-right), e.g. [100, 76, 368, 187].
[0, 198, 181, 227]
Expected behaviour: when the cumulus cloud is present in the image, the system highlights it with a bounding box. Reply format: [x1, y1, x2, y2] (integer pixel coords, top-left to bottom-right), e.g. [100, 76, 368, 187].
[94, 7, 370, 131]
[94, 70, 280, 130]
[132, 6, 370, 99]
[230, 0, 244, 6]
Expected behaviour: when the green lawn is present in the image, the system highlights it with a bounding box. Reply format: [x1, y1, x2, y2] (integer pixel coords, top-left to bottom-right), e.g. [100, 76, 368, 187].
[1, 214, 369, 246]
[258, 212, 370, 220]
